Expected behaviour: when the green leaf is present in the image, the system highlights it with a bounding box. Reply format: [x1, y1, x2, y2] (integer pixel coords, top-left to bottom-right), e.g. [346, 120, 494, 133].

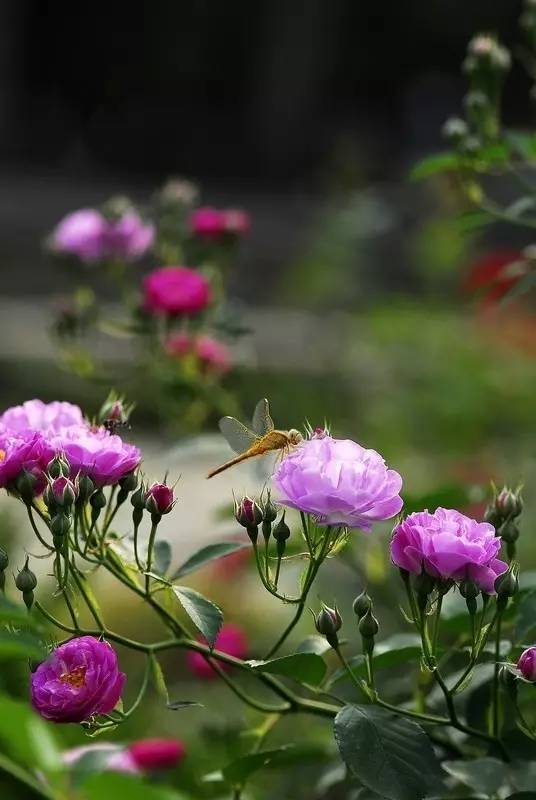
[0, 694, 61, 775]
[153, 540, 172, 577]
[296, 635, 333, 656]
[166, 700, 203, 710]
[81, 772, 188, 799]
[149, 654, 169, 703]
[409, 152, 459, 181]
[443, 758, 509, 796]
[250, 652, 327, 686]
[505, 130, 536, 160]
[516, 590, 536, 643]
[221, 746, 294, 784]
[334, 705, 442, 800]
[171, 541, 249, 580]
[172, 586, 223, 648]
[0, 631, 44, 661]
[0, 596, 40, 628]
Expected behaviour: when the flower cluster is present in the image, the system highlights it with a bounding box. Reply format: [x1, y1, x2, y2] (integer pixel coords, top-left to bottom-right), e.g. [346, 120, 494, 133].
[51, 208, 154, 263]
[0, 399, 140, 494]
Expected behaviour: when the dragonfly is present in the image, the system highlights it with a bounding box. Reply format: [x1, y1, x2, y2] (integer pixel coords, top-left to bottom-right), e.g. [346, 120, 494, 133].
[207, 398, 303, 478]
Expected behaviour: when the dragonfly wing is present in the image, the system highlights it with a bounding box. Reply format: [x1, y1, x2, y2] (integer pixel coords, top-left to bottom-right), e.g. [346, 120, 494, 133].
[219, 416, 258, 455]
[252, 398, 274, 436]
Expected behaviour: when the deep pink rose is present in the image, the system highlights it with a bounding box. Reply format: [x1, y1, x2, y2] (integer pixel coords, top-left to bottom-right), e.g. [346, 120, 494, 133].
[189, 207, 250, 239]
[51, 209, 108, 263]
[222, 209, 250, 236]
[518, 646, 536, 681]
[31, 636, 125, 723]
[186, 624, 248, 680]
[273, 435, 403, 531]
[145, 482, 175, 515]
[143, 266, 211, 315]
[128, 739, 185, 770]
[390, 508, 508, 593]
[0, 429, 53, 491]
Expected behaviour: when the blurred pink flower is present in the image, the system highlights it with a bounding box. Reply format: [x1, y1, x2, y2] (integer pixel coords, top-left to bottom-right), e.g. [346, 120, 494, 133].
[186, 623, 248, 679]
[166, 332, 232, 374]
[51, 209, 108, 263]
[273, 436, 403, 531]
[31, 636, 125, 723]
[63, 738, 185, 774]
[390, 508, 508, 593]
[143, 266, 211, 315]
[189, 206, 250, 240]
[106, 212, 154, 260]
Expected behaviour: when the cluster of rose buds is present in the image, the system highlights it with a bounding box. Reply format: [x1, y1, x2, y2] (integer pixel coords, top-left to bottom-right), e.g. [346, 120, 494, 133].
[484, 485, 524, 559]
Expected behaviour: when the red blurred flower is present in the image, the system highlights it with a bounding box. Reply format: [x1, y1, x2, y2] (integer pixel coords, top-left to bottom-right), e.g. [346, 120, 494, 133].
[186, 623, 248, 679]
[166, 332, 232, 375]
[463, 249, 524, 306]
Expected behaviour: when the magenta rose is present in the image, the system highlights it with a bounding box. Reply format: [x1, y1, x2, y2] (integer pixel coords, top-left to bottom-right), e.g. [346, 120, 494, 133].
[0, 399, 84, 435]
[143, 266, 211, 315]
[0, 429, 53, 491]
[51, 209, 108, 263]
[390, 508, 508, 593]
[105, 211, 154, 261]
[518, 646, 536, 682]
[272, 435, 403, 530]
[31, 636, 125, 723]
[145, 482, 175, 515]
[186, 623, 248, 680]
[63, 738, 185, 774]
[49, 425, 141, 487]
[189, 207, 250, 240]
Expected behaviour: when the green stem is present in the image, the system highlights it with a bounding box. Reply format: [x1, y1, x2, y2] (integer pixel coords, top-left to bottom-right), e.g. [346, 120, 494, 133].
[491, 608, 503, 738]
[145, 518, 159, 594]
[26, 507, 54, 552]
[122, 656, 152, 719]
[334, 647, 370, 701]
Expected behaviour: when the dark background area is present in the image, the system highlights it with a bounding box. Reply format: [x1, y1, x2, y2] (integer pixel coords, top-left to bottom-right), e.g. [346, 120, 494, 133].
[0, 0, 527, 297]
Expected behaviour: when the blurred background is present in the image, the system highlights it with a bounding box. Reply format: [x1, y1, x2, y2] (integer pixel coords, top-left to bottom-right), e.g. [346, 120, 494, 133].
[0, 1, 535, 797]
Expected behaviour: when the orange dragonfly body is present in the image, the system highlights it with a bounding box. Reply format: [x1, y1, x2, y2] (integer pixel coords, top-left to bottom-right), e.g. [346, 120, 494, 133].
[207, 399, 302, 479]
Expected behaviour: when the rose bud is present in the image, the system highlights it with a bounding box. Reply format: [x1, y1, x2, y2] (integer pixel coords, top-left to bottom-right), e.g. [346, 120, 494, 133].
[145, 483, 175, 517]
[15, 469, 38, 506]
[234, 496, 263, 543]
[518, 646, 536, 682]
[314, 604, 342, 649]
[273, 513, 291, 557]
[0, 546, 8, 593]
[48, 476, 78, 508]
[77, 475, 95, 505]
[352, 589, 372, 620]
[15, 557, 37, 609]
[47, 454, 71, 479]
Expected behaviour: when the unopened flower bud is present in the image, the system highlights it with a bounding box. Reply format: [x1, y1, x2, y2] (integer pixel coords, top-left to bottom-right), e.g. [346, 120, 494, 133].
[119, 471, 138, 493]
[50, 513, 72, 539]
[495, 563, 519, 601]
[77, 475, 95, 505]
[131, 483, 146, 510]
[352, 589, 372, 619]
[235, 497, 263, 543]
[16, 558, 37, 594]
[90, 488, 106, 525]
[314, 604, 342, 649]
[99, 393, 134, 429]
[47, 454, 70, 479]
[273, 513, 290, 556]
[359, 607, 379, 640]
[496, 487, 523, 520]
[442, 117, 468, 145]
[499, 519, 520, 545]
[460, 578, 479, 616]
[518, 646, 536, 682]
[145, 483, 175, 517]
[48, 476, 77, 508]
[15, 469, 38, 506]
[414, 571, 435, 609]
[262, 495, 278, 524]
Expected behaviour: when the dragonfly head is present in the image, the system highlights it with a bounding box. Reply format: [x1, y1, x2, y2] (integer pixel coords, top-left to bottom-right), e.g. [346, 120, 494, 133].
[288, 429, 303, 445]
